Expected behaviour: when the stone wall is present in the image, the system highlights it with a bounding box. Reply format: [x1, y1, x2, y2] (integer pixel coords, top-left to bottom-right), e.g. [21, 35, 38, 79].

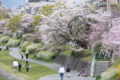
[55, 53, 109, 76]
[94, 61, 109, 76]
[55, 53, 92, 76]
[0, 67, 25, 80]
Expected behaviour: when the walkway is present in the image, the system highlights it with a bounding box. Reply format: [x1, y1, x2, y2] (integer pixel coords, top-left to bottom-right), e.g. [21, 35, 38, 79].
[9, 48, 95, 80]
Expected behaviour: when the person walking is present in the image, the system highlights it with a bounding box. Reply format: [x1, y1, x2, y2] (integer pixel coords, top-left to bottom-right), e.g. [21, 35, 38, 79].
[25, 50, 29, 59]
[78, 67, 85, 76]
[18, 63, 22, 72]
[25, 61, 30, 72]
[13, 60, 18, 73]
[0, 45, 2, 51]
[66, 65, 71, 78]
[59, 65, 65, 80]
[21, 52, 24, 59]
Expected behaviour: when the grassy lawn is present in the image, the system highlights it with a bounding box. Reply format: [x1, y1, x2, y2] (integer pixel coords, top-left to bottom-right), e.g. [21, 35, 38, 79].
[63, 49, 92, 61]
[0, 50, 58, 80]
[82, 50, 92, 61]
[62, 49, 72, 56]
[0, 75, 7, 80]
[82, 55, 92, 61]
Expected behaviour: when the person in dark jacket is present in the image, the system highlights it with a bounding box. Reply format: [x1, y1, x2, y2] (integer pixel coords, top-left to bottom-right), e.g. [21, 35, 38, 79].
[25, 50, 29, 59]
[18, 63, 22, 72]
[66, 65, 71, 78]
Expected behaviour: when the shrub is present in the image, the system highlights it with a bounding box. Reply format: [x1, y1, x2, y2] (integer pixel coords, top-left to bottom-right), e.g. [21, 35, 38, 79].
[0, 36, 9, 44]
[21, 42, 31, 52]
[33, 50, 41, 57]
[22, 34, 32, 40]
[16, 32, 23, 39]
[96, 75, 101, 80]
[71, 50, 91, 58]
[101, 67, 119, 80]
[26, 43, 42, 53]
[27, 37, 40, 43]
[6, 39, 21, 47]
[36, 51, 55, 60]
[91, 40, 102, 52]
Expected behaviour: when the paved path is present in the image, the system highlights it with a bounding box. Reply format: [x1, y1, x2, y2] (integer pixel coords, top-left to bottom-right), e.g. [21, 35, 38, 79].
[9, 48, 95, 80]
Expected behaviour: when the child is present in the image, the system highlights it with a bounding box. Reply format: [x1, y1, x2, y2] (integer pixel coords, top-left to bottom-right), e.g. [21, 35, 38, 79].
[66, 65, 71, 78]
[21, 52, 24, 59]
[18, 63, 22, 72]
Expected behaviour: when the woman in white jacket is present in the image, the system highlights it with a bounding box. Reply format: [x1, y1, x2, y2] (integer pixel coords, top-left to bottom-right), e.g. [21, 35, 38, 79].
[59, 65, 65, 80]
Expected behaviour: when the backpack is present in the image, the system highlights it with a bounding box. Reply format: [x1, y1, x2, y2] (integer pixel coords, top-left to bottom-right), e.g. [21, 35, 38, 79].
[66, 67, 71, 72]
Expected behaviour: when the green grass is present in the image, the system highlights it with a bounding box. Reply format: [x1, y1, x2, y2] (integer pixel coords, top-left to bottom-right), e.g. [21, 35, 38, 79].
[82, 55, 92, 61]
[0, 50, 58, 80]
[82, 50, 92, 61]
[96, 75, 101, 80]
[1, 43, 7, 46]
[62, 49, 72, 56]
[63, 49, 92, 61]
[0, 75, 7, 80]
[81, 50, 92, 54]
[18, 38, 24, 41]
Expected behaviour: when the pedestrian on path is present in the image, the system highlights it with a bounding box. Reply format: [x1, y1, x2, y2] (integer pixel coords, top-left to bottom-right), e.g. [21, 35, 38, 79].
[66, 65, 71, 78]
[0, 45, 2, 51]
[78, 67, 85, 76]
[25, 50, 29, 59]
[25, 61, 30, 72]
[21, 52, 24, 59]
[18, 62, 22, 72]
[59, 65, 65, 80]
[13, 60, 18, 73]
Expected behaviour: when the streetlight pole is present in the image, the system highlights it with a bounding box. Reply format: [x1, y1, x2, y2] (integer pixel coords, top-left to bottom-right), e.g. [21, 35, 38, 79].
[90, 52, 96, 76]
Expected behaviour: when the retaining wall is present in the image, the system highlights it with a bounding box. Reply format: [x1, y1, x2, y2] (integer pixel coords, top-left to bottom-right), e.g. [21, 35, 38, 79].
[55, 53, 92, 76]
[55, 53, 109, 76]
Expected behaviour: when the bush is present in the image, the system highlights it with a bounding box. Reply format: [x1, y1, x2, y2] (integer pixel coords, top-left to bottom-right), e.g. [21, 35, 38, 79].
[21, 42, 31, 52]
[22, 34, 32, 40]
[94, 43, 102, 52]
[96, 75, 101, 80]
[16, 32, 23, 39]
[71, 50, 91, 58]
[27, 37, 40, 43]
[36, 51, 55, 60]
[0, 36, 9, 44]
[33, 50, 41, 57]
[6, 39, 21, 47]
[101, 67, 119, 80]
[26, 43, 42, 53]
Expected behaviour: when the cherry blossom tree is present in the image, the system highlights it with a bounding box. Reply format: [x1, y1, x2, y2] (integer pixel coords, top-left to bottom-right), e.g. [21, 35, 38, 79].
[101, 18, 120, 57]
[31, 2, 66, 16]
[7, 15, 22, 33]
[20, 14, 35, 33]
[40, 7, 112, 50]
[0, 20, 8, 31]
